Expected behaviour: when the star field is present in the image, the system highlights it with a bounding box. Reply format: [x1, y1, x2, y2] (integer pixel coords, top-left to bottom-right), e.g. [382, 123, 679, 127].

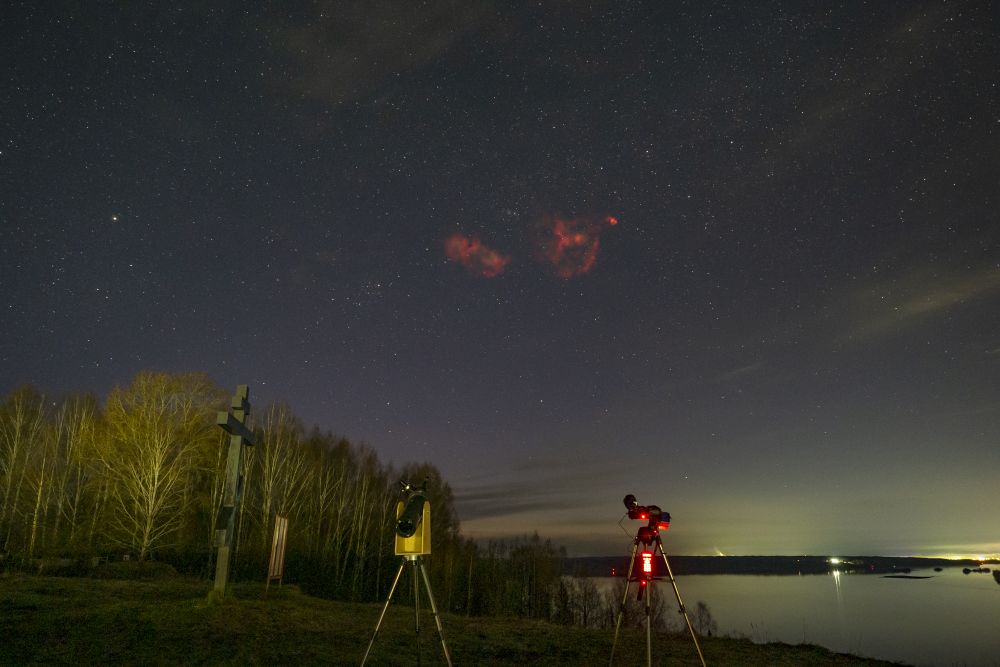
[2, 1, 998, 557]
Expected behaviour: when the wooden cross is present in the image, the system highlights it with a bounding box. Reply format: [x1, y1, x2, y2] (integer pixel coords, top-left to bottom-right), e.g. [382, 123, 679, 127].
[213, 384, 255, 596]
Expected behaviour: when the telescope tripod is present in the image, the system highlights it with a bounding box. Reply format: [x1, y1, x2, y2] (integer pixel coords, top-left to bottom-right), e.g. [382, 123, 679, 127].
[609, 531, 706, 667]
[361, 554, 453, 667]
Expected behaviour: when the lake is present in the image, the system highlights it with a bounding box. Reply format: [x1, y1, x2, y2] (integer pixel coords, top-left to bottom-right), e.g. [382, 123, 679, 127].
[598, 567, 1000, 666]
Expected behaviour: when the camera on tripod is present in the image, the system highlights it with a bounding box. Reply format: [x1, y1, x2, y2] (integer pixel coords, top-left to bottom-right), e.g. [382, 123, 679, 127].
[612, 494, 706, 667]
[623, 494, 671, 532]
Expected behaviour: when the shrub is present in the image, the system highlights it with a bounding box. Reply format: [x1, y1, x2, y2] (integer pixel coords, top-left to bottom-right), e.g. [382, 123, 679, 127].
[90, 561, 179, 580]
[693, 600, 718, 637]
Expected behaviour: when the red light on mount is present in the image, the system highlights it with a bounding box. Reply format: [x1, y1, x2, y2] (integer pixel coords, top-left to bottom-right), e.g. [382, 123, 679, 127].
[642, 551, 653, 574]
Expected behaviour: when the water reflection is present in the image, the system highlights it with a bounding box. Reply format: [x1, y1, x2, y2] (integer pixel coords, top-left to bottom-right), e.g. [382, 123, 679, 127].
[831, 569, 843, 608]
[596, 566, 1000, 666]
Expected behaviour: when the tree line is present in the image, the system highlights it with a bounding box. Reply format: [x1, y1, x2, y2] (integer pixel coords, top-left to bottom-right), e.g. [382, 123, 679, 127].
[0, 371, 714, 632]
[0, 373, 463, 602]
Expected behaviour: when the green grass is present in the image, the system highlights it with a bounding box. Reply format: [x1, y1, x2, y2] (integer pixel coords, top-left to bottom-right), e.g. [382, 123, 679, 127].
[0, 574, 903, 666]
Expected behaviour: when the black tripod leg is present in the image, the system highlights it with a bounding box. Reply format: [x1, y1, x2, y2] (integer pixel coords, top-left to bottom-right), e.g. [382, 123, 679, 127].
[609, 538, 639, 666]
[361, 560, 407, 666]
[418, 558, 454, 667]
[656, 537, 707, 667]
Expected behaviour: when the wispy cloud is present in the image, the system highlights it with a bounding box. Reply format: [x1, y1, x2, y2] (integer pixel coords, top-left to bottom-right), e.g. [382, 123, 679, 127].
[454, 481, 582, 520]
[713, 361, 765, 384]
[838, 264, 1000, 342]
[756, 4, 956, 175]
[267, 1, 494, 106]
[453, 454, 625, 521]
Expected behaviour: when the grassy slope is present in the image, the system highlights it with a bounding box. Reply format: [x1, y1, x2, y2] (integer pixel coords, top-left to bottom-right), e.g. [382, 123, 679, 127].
[0, 574, 903, 666]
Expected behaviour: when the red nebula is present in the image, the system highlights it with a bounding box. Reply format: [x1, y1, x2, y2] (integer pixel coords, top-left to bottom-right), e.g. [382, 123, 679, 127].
[537, 214, 618, 278]
[444, 233, 511, 278]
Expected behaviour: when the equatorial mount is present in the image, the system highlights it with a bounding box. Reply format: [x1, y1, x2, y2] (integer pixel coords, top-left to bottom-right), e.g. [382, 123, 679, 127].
[610, 494, 706, 667]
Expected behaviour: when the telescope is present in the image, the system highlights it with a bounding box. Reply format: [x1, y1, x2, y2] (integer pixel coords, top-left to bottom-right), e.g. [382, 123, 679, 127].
[396, 479, 428, 538]
[612, 494, 705, 667]
[623, 494, 670, 544]
[363, 477, 452, 666]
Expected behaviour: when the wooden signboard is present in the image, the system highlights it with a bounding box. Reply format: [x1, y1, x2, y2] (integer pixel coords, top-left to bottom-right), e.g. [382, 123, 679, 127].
[266, 515, 289, 591]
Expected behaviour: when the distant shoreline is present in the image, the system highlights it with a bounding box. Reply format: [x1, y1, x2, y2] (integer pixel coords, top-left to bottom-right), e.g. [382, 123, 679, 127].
[564, 555, 999, 576]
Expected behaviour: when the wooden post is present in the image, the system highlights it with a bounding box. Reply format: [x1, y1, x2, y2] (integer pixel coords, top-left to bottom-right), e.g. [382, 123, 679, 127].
[213, 385, 255, 596]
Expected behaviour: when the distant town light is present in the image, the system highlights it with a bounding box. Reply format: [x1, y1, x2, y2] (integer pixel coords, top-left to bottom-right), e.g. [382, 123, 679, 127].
[829, 557, 841, 565]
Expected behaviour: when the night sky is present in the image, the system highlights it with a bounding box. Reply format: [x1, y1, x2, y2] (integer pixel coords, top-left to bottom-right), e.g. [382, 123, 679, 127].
[3, 1, 998, 558]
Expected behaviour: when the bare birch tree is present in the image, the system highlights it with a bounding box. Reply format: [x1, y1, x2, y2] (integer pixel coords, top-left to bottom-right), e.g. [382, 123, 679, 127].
[245, 403, 313, 570]
[98, 372, 221, 561]
[0, 387, 46, 555]
[46, 395, 99, 551]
